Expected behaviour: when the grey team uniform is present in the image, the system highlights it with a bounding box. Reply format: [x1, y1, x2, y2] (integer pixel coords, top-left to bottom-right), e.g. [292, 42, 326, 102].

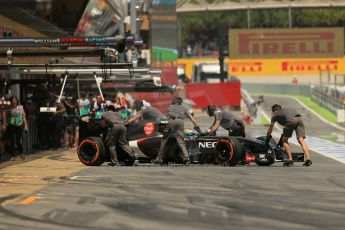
[156, 104, 189, 162]
[102, 111, 134, 161]
[137, 106, 167, 121]
[270, 108, 305, 138]
[214, 109, 245, 137]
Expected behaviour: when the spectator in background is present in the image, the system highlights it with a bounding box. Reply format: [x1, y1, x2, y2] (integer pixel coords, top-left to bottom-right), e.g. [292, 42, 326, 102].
[123, 93, 134, 118]
[77, 92, 91, 118]
[0, 110, 8, 162]
[103, 93, 112, 108]
[186, 45, 192, 57]
[92, 95, 106, 120]
[61, 93, 78, 148]
[23, 93, 37, 116]
[23, 92, 38, 154]
[8, 95, 28, 160]
[292, 76, 299, 84]
[117, 92, 129, 120]
[108, 93, 120, 110]
[48, 92, 66, 149]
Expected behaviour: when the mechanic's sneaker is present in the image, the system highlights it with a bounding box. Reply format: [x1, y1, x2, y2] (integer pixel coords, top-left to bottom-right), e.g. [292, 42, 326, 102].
[283, 160, 294, 167]
[133, 159, 140, 166]
[182, 159, 190, 166]
[303, 159, 312, 167]
[108, 159, 119, 166]
[153, 159, 163, 166]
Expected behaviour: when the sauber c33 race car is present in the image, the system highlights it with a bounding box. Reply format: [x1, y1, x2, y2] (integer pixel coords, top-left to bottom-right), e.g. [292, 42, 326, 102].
[77, 120, 304, 166]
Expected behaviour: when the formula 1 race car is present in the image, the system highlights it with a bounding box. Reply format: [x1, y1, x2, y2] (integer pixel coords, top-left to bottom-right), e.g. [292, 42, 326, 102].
[77, 120, 304, 166]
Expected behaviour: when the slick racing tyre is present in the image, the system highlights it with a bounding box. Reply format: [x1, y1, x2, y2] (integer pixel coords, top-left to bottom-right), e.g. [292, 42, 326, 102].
[78, 136, 106, 166]
[255, 146, 275, 166]
[216, 137, 243, 166]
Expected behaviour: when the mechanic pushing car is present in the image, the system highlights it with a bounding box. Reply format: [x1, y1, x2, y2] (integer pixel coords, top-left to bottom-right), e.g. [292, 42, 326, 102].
[205, 105, 245, 137]
[100, 105, 135, 166]
[125, 99, 167, 125]
[266, 104, 312, 167]
[154, 97, 199, 165]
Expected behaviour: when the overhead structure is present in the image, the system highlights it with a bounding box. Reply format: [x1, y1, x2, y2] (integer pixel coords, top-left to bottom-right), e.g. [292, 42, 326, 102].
[75, 0, 128, 36]
[0, 64, 161, 76]
[0, 36, 124, 48]
[0, 47, 171, 96]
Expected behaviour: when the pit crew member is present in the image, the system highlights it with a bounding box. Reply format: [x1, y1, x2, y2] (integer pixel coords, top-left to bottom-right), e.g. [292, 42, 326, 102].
[124, 99, 167, 126]
[101, 105, 135, 166]
[266, 104, 312, 167]
[205, 105, 245, 137]
[154, 97, 199, 165]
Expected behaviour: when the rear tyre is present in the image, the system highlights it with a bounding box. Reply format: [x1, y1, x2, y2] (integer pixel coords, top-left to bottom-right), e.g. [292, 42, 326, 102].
[216, 137, 243, 166]
[78, 136, 106, 166]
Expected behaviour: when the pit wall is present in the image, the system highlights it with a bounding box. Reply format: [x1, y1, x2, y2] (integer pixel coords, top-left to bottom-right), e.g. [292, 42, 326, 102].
[242, 83, 311, 97]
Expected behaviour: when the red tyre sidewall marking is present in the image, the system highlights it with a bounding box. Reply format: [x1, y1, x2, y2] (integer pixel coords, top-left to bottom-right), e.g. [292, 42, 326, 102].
[228, 142, 234, 161]
[219, 138, 234, 163]
[78, 139, 99, 165]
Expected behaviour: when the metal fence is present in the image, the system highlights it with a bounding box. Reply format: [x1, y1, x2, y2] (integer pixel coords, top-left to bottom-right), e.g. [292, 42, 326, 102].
[310, 85, 345, 113]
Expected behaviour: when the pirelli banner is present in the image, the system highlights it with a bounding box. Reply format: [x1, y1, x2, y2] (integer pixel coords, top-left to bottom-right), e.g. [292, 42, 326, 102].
[178, 57, 345, 77]
[228, 58, 343, 76]
[229, 28, 344, 59]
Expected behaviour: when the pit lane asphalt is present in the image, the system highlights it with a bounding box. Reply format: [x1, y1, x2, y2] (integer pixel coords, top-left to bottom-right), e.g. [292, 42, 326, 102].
[0, 112, 344, 229]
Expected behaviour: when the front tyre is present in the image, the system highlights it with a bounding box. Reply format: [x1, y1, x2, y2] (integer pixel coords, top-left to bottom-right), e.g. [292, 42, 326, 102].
[216, 137, 243, 166]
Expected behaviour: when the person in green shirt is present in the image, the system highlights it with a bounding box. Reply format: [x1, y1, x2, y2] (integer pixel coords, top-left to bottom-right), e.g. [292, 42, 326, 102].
[8, 95, 28, 160]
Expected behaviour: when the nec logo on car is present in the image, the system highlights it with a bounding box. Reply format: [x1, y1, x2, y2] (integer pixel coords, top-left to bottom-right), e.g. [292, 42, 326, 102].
[199, 142, 217, 148]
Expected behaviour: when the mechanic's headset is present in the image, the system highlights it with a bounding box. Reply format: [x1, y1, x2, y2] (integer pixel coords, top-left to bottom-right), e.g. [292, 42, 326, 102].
[133, 100, 144, 111]
[207, 105, 217, 116]
[271, 104, 282, 113]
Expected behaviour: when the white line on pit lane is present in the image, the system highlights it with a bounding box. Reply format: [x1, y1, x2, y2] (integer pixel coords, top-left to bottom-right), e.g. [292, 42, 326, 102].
[70, 176, 109, 180]
[70, 176, 107, 180]
[294, 137, 345, 165]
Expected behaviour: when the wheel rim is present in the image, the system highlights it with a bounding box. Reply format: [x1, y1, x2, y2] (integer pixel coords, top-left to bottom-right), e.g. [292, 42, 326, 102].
[78, 139, 100, 164]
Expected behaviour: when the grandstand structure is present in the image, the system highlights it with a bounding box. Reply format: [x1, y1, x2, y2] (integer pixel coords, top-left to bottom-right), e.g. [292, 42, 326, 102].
[177, 0, 345, 12]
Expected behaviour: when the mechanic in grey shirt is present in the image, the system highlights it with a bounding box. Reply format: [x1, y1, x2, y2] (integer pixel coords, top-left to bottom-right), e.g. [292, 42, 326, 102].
[266, 104, 312, 167]
[206, 105, 245, 137]
[125, 100, 167, 126]
[154, 97, 199, 165]
[101, 105, 134, 166]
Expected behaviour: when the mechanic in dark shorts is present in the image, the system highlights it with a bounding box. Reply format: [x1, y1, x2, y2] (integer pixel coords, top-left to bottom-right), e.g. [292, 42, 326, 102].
[125, 99, 167, 125]
[266, 104, 312, 167]
[154, 97, 199, 165]
[101, 105, 135, 166]
[205, 105, 245, 137]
